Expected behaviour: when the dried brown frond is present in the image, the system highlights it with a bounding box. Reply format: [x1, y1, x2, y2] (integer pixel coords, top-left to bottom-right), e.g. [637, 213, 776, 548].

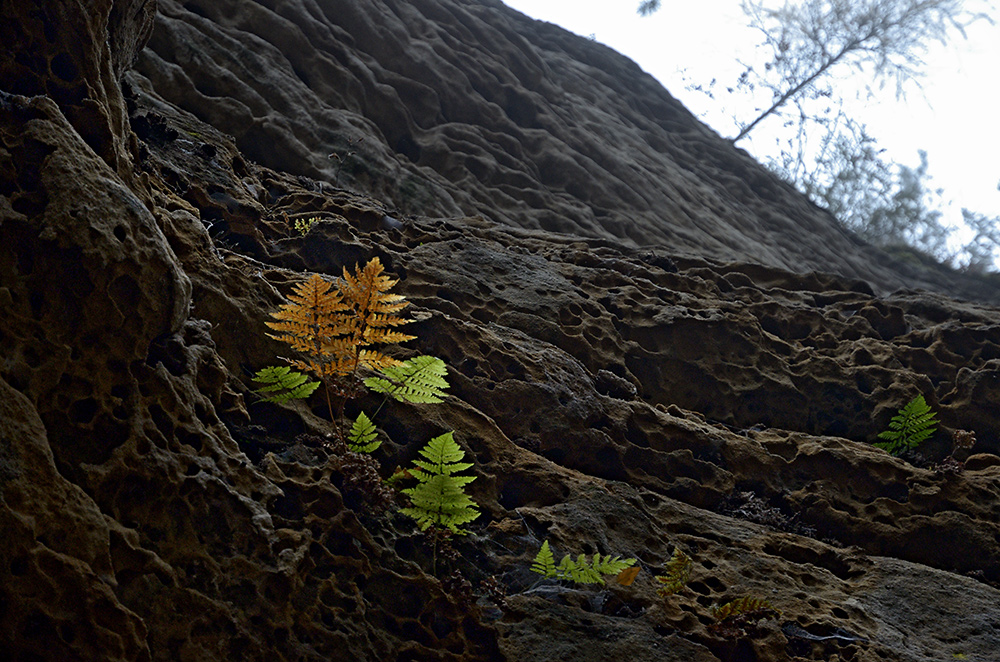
[266, 274, 350, 364]
[337, 257, 416, 374]
[442, 569, 474, 610]
[656, 547, 692, 596]
[263, 258, 418, 432]
[480, 575, 508, 611]
[266, 259, 417, 380]
[953, 429, 976, 451]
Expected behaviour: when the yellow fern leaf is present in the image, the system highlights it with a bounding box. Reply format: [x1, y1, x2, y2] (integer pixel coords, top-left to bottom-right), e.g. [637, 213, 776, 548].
[288, 357, 339, 379]
[273, 273, 349, 320]
[656, 547, 692, 597]
[711, 596, 779, 622]
[319, 337, 361, 361]
[366, 311, 412, 328]
[340, 257, 392, 297]
[365, 328, 417, 345]
[265, 274, 351, 360]
[358, 349, 404, 372]
[267, 260, 417, 385]
[340, 258, 415, 332]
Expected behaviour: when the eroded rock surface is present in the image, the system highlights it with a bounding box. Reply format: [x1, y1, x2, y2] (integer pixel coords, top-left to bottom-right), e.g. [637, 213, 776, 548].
[2, 1, 999, 661]
[135, 0, 998, 302]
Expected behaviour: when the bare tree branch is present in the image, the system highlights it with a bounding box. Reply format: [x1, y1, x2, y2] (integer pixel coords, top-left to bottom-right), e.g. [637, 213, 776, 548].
[732, 0, 985, 142]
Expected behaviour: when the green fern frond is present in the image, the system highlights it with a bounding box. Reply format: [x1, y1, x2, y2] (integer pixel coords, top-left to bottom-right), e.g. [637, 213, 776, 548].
[401, 474, 480, 533]
[560, 554, 604, 584]
[252, 366, 320, 404]
[591, 553, 636, 577]
[347, 411, 380, 453]
[531, 540, 558, 578]
[656, 547, 692, 597]
[364, 355, 449, 403]
[409, 432, 474, 479]
[530, 542, 637, 585]
[874, 394, 938, 455]
[400, 432, 480, 535]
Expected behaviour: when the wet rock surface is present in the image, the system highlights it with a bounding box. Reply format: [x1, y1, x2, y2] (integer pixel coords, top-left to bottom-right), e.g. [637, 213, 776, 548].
[2, 1, 1000, 661]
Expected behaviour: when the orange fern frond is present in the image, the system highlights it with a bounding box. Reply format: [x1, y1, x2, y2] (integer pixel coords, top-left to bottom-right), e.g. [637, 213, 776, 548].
[266, 260, 416, 382]
[265, 274, 351, 359]
[364, 328, 417, 345]
[287, 356, 355, 380]
[337, 258, 415, 373]
[340, 258, 416, 330]
[357, 349, 404, 373]
[262, 258, 424, 438]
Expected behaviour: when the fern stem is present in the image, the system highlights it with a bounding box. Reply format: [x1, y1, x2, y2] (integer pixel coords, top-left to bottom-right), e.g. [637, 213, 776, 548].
[371, 395, 390, 421]
[336, 393, 347, 441]
[322, 380, 348, 447]
[326, 385, 344, 441]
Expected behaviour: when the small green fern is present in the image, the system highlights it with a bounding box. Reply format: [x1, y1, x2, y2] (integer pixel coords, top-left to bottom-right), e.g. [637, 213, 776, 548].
[530, 540, 636, 585]
[364, 355, 449, 404]
[400, 432, 480, 535]
[558, 554, 605, 584]
[347, 411, 380, 453]
[874, 394, 938, 455]
[656, 546, 692, 596]
[253, 366, 320, 404]
[531, 540, 558, 577]
[590, 553, 636, 578]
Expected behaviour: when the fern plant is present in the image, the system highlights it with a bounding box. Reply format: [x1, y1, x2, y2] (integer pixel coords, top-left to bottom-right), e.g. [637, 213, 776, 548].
[711, 596, 779, 622]
[400, 432, 480, 535]
[259, 257, 450, 449]
[347, 411, 380, 453]
[265, 258, 415, 384]
[656, 546, 692, 596]
[365, 355, 449, 404]
[252, 366, 320, 404]
[874, 394, 938, 455]
[530, 540, 637, 585]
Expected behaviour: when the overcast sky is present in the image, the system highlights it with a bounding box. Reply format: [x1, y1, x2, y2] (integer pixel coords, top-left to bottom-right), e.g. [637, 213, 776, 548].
[502, 0, 1000, 234]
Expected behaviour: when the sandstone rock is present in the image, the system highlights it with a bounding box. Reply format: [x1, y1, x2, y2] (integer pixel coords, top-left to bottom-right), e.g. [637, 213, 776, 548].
[3, 1, 1000, 661]
[0, 377, 151, 661]
[964, 453, 1000, 472]
[135, 0, 998, 301]
[0, 0, 154, 184]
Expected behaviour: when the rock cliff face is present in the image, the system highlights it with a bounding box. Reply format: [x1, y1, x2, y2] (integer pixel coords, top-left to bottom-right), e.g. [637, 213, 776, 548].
[2, 1, 999, 662]
[135, 0, 996, 300]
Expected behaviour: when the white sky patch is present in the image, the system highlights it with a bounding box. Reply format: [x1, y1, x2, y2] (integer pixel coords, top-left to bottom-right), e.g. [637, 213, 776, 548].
[502, 0, 1000, 228]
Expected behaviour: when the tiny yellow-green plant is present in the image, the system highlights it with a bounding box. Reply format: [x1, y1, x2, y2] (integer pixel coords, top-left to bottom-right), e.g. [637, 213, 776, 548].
[293, 215, 321, 236]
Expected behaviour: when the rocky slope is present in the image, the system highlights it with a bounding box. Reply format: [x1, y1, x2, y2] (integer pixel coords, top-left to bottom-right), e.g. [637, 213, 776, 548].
[2, 1, 999, 662]
[136, 0, 996, 301]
